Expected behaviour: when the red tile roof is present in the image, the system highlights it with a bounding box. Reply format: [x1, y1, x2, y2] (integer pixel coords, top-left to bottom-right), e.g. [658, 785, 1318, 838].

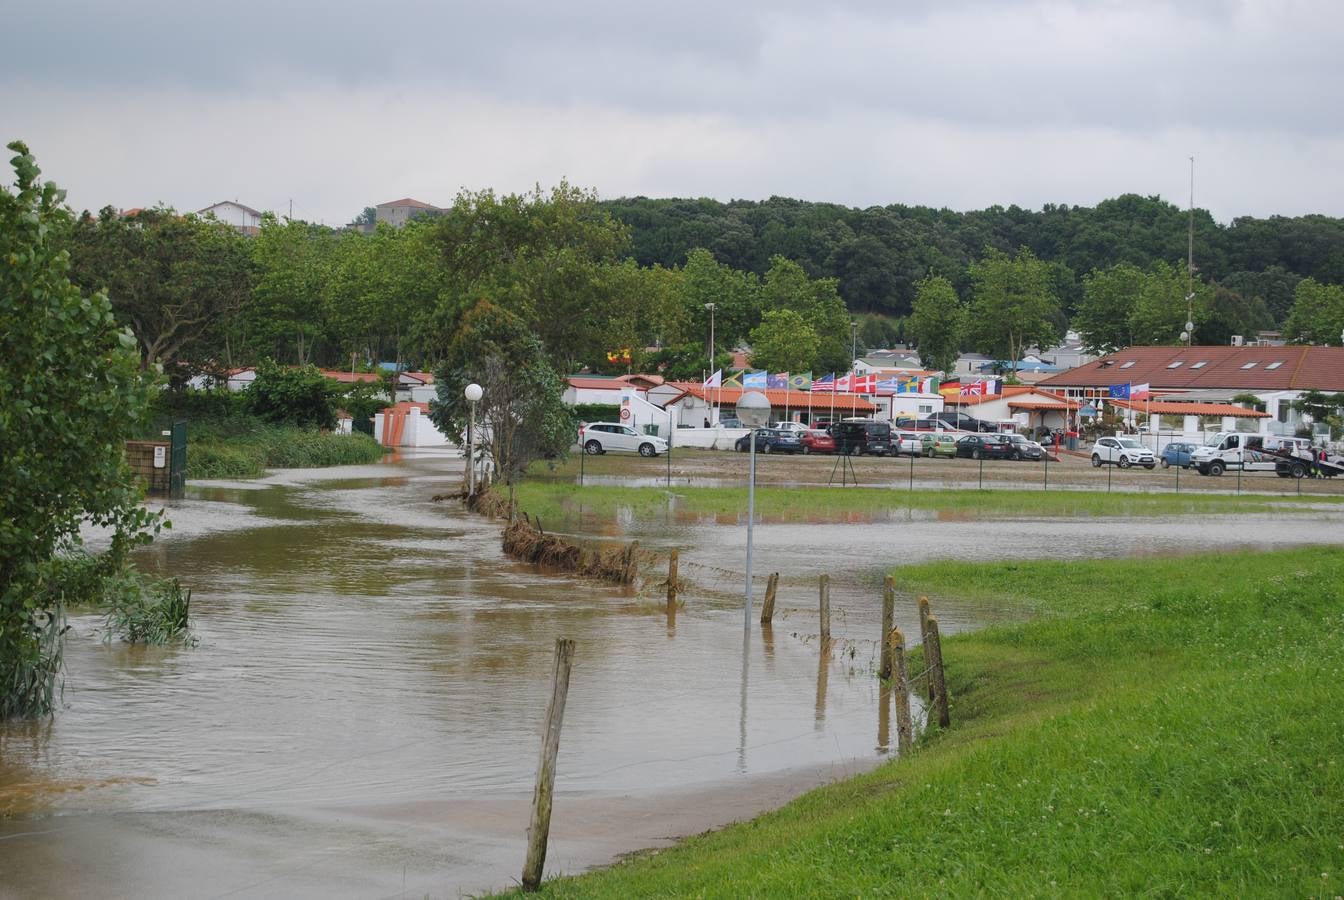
[1107, 399, 1271, 418]
[320, 370, 383, 384]
[1038, 346, 1344, 392]
[941, 385, 1037, 406]
[668, 382, 876, 413]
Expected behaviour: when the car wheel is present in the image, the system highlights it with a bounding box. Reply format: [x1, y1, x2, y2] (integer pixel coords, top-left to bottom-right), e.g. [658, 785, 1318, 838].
[1010, 450, 1020, 460]
[1291, 462, 1306, 479]
[584, 440, 602, 455]
[1161, 459, 1170, 468]
[802, 445, 811, 455]
[1208, 460, 1225, 476]
[1118, 457, 1132, 469]
[762, 443, 773, 454]
[972, 449, 981, 460]
[1091, 454, 1102, 467]
[638, 443, 656, 458]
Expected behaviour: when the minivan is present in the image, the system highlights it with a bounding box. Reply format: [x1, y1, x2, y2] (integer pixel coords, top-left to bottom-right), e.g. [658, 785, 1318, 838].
[832, 419, 893, 456]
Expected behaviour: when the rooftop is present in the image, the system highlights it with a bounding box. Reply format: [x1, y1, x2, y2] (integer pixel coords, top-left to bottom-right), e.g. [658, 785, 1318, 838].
[1039, 345, 1344, 392]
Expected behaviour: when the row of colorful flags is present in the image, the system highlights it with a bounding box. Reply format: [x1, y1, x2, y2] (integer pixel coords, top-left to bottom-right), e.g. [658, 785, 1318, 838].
[703, 370, 943, 395]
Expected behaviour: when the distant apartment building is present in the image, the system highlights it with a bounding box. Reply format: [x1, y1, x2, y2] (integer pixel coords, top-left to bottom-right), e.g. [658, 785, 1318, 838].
[375, 198, 444, 228]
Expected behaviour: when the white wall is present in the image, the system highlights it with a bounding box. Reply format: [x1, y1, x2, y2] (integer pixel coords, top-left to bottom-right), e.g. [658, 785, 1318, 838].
[201, 202, 260, 229]
[373, 406, 454, 447]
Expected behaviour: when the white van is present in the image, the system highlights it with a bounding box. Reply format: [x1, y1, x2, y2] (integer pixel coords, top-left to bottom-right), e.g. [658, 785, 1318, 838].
[1189, 432, 1312, 476]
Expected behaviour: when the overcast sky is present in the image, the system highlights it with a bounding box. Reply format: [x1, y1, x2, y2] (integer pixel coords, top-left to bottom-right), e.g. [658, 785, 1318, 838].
[4, 0, 1343, 226]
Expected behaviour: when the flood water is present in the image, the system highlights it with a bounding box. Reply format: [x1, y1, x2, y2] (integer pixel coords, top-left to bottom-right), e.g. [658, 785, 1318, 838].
[3, 450, 1342, 898]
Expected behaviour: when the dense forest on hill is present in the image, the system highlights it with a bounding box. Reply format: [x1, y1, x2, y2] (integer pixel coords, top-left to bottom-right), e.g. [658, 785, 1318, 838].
[600, 194, 1344, 324]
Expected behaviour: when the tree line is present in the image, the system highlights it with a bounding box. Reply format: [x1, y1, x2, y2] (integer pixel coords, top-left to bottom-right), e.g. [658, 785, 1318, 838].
[56, 187, 1344, 387]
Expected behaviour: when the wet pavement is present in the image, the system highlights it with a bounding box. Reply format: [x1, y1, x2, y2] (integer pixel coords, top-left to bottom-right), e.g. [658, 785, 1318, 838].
[3, 449, 1342, 898]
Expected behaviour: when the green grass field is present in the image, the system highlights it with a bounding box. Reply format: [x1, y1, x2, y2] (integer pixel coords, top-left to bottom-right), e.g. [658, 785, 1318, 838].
[512, 482, 1341, 527]
[499, 548, 1344, 897]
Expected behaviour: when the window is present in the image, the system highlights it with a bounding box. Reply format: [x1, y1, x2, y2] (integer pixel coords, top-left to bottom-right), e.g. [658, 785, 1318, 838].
[1120, 361, 1136, 369]
[1266, 361, 1283, 370]
[1241, 361, 1259, 369]
[918, 404, 933, 413]
[1190, 361, 1207, 369]
[1167, 361, 1184, 369]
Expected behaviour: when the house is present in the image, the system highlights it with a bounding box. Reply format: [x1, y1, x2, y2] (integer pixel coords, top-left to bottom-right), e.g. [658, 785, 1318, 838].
[373, 401, 451, 447]
[563, 374, 662, 407]
[1037, 345, 1344, 437]
[651, 383, 876, 429]
[375, 198, 444, 228]
[853, 351, 924, 374]
[197, 201, 263, 236]
[938, 385, 1081, 434]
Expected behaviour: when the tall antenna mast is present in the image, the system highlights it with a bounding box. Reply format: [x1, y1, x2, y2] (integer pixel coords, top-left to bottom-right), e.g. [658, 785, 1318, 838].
[1185, 156, 1195, 347]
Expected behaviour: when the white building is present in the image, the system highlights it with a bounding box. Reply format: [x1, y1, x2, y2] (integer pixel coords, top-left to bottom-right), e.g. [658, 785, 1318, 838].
[197, 201, 263, 236]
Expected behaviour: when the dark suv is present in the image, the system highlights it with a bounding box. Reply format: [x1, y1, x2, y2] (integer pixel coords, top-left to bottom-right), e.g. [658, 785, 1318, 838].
[832, 420, 894, 456]
[934, 410, 996, 432]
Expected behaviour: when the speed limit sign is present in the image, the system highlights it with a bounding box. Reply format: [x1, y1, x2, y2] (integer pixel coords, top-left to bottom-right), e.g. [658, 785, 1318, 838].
[619, 408, 631, 421]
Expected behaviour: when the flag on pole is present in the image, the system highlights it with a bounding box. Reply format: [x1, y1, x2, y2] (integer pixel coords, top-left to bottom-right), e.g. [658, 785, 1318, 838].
[789, 372, 813, 390]
[1107, 383, 1132, 400]
[767, 372, 789, 389]
[1130, 383, 1151, 400]
[742, 370, 767, 389]
[703, 369, 722, 389]
[851, 374, 877, 394]
[835, 373, 853, 393]
[812, 374, 836, 391]
[723, 371, 744, 388]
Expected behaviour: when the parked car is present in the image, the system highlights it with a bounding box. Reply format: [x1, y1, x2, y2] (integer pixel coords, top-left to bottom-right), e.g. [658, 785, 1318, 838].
[1091, 436, 1156, 469]
[770, 421, 809, 435]
[954, 434, 1013, 459]
[800, 429, 836, 454]
[580, 423, 669, 457]
[1004, 434, 1045, 461]
[716, 417, 743, 428]
[734, 428, 803, 454]
[832, 419, 894, 456]
[892, 430, 922, 456]
[921, 433, 957, 458]
[1160, 441, 1196, 469]
[934, 411, 998, 433]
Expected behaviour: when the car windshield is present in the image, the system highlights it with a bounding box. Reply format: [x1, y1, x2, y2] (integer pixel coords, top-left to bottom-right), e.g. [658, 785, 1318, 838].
[1116, 438, 1143, 448]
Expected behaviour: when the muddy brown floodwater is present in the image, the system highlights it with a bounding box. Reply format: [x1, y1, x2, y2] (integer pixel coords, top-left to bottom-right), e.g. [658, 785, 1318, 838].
[3, 449, 1342, 899]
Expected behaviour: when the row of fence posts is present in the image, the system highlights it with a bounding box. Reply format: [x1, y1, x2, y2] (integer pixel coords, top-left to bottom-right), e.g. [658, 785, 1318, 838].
[520, 553, 951, 891]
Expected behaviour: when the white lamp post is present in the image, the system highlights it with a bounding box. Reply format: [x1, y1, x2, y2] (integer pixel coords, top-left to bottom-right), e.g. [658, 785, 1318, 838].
[464, 383, 483, 494]
[737, 390, 772, 635]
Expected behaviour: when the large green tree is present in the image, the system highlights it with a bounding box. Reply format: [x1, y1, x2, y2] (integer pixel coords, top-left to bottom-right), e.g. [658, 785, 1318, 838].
[965, 247, 1061, 368]
[1283, 278, 1344, 345]
[67, 206, 251, 371]
[2, 142, 161, 718]
[749, 309, 820, 373]
[428, 300, 575, 493]
[1075, 263, 1144, 354]
[1127, 260, 1209, 345]
[907, 275, 965, 374]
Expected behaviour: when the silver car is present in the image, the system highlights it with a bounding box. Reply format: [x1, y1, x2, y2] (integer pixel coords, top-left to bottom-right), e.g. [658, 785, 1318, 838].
[1091, 436, 1156, 469]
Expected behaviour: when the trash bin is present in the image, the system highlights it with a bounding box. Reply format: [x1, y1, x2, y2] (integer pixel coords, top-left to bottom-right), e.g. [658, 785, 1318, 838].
[1066, 431, 1079, 451]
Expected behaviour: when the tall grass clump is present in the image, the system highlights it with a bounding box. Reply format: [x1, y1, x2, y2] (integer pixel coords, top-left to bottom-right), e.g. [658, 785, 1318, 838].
[186, 418, 385, 479]
[100, 572, 194, 645]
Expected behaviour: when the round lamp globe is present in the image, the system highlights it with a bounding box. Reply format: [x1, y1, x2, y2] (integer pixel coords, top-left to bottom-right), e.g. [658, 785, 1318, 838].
[737, 390, 771, 429]
[464, 383, 483, 403]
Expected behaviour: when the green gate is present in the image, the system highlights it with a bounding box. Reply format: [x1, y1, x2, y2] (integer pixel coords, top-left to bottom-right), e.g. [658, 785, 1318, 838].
[169, 419, 187, 498]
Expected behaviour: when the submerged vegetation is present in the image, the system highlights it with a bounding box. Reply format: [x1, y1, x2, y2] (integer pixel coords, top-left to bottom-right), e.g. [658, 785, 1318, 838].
[512, 481, 1340, 527]
[503, 547, 1344, 897]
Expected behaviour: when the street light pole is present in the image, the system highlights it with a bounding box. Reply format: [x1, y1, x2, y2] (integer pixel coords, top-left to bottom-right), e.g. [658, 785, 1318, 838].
[736, 391, 772, 638]
[465, 383, 483, 495]
[850, 319, 858, 368]
[705, 302, 716, 374]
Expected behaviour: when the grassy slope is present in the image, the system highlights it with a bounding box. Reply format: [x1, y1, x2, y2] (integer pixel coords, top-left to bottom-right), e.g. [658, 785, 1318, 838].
[513, 482, 1341, 526]
[504, 548, 1344, 897]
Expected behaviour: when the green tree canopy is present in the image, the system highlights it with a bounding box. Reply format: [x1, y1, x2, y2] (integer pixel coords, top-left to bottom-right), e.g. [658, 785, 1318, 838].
[2, 142, 161, 718]
[749, 309, 820, 373]
[428, 299, 575, 490]
[67, 205, 251, 371]
[1075, 262, 1144, 354]
[907, 275, 965, 374]
[1284, 278, 1344, 345]
[965, 247, 1060, 368]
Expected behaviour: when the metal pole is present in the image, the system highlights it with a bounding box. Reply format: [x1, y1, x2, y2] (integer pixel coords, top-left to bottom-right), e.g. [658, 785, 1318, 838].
[468, 401, 477, 495]
[745, 430, 757, 636]
[579, 436, 585, 486]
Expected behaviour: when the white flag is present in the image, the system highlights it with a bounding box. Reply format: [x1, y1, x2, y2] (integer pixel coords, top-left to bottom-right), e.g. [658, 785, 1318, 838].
[703, 369, 722, 389]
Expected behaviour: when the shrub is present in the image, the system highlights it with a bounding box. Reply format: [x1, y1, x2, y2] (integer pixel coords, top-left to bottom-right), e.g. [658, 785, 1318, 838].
[246, 360, 336, 429]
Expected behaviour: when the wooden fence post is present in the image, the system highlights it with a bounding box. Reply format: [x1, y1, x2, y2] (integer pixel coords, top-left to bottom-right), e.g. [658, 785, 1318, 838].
[880, 575, 895, 679]
[818, 573, 831, 646]
[925, 616, 950, 729]
[621, 540, 640, 586]
[665, 549, 679, 610]
[522, 638, 576, 892]
[889, 629, 913, 754]
[760, 572, 779, 625]
[917, 595, 933, 701]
